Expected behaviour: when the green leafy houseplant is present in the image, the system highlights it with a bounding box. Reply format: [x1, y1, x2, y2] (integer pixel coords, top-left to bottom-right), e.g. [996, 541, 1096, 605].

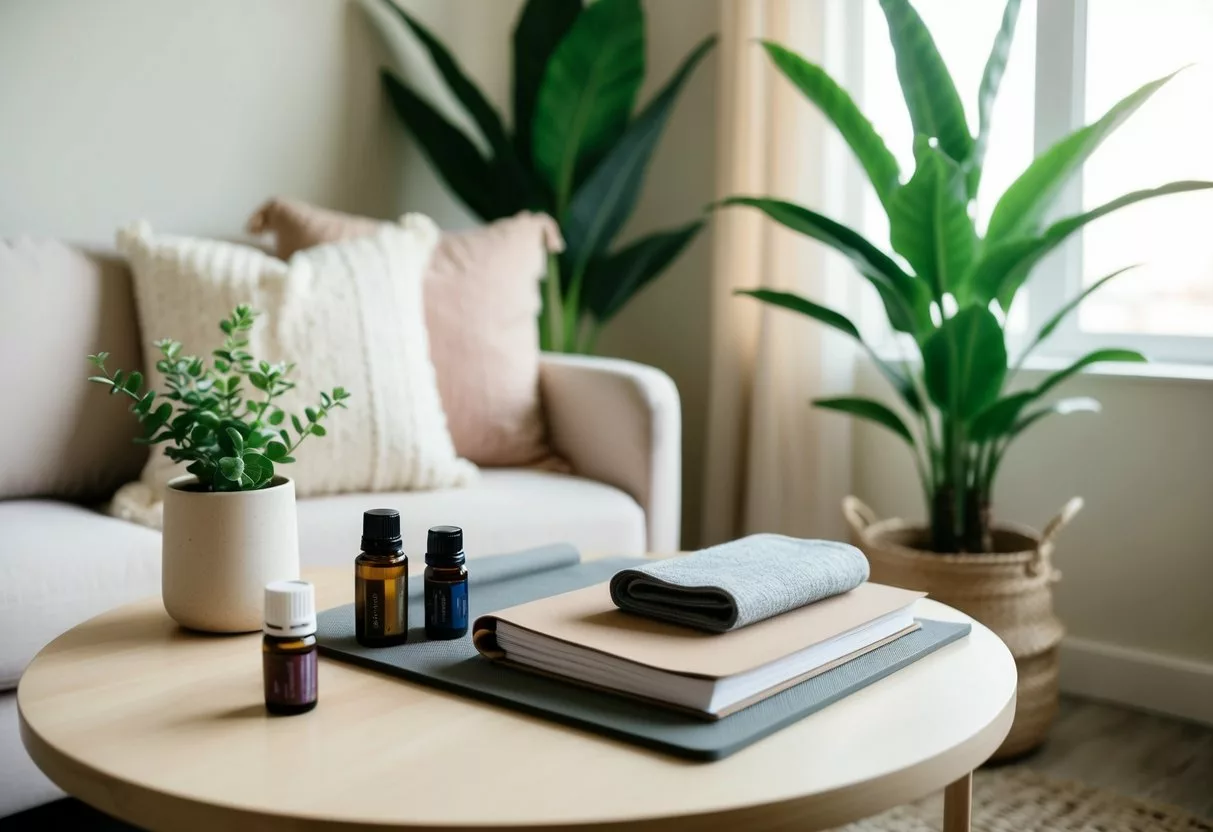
[725, 0, 1213, 553]
[87, 305, 350, 492]
[369, 0, 715, 353]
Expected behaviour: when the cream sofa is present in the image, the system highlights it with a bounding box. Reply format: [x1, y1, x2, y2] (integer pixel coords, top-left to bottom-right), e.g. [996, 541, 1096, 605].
[0, 243, 681, 817]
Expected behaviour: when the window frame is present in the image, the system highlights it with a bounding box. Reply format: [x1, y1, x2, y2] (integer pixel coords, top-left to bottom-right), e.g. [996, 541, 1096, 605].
[845, 0, 1213, 366]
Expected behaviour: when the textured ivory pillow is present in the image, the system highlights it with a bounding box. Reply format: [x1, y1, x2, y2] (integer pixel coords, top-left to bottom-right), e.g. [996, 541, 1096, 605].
[247, 199, 563, 468]
[112, 216, 476, 527]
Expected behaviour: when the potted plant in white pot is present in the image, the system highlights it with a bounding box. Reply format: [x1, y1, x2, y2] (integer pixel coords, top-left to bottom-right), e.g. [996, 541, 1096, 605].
[87, 305, 349, 633]
[722, 0, 1213, 757]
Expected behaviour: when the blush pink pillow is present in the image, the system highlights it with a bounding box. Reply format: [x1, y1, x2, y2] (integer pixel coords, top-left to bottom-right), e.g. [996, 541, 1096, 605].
[248, 198, 563, 469]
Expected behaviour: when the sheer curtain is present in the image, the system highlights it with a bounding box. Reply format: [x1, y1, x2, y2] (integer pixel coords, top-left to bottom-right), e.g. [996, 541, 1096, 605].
[701, 0, 858, 545]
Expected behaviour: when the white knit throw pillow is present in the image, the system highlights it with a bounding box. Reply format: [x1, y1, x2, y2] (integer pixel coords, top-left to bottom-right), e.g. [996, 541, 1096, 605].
[111, 215, 476, 528]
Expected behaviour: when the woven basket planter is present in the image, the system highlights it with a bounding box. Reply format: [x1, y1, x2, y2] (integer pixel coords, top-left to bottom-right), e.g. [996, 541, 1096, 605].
[843, 495, 1083, 760]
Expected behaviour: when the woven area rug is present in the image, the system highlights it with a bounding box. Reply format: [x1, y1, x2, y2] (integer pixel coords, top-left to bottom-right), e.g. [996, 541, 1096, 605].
[838, 767, 1213, 832]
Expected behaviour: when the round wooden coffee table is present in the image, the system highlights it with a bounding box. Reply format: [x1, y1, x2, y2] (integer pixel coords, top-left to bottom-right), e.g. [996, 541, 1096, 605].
[18, 565, 1015, 832]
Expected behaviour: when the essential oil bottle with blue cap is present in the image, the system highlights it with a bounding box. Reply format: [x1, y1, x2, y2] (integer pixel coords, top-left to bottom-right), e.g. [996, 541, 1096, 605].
[424, 525, 469, 640]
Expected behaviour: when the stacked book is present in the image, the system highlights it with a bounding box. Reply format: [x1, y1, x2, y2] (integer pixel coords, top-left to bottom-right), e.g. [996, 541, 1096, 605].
[473, 535, 927, 719]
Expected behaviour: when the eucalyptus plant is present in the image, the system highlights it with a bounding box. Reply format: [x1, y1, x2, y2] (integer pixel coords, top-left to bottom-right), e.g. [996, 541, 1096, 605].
[87, 305, 350, 492]
[725, 0, 1213, 552]
[369, 0, 715, 353]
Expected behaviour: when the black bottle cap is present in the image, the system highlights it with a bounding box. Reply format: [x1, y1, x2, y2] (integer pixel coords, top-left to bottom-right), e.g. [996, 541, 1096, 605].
[362, 508, 403, 554]
[426, 525, 465, 566]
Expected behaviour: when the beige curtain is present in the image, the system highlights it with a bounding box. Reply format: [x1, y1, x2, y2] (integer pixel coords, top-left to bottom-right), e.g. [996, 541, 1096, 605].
[701, 0, 857, 545]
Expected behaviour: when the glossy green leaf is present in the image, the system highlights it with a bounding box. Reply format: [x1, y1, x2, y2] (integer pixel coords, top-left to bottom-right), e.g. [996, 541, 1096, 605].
[310, 424, 327, 438]
[225, 427, 244, 454]
[814, 397, 915, 446]
[1036, 348, 1146, 398]
[761, 41, 899, 206]
[563, 36, 715, 272]
[985, 396, 1102, 487]
[87, 375, 114, 387]
[383, 0, 512, 161]
[922, 307, 1006, 420]
[888, 138, 976, 299]
[986, 70, 1180, 243]
[584, 221, 703, 323]
[966, 180, 1213, 308]
[961, 237, 1045, 309]
[721, 196, 932, 339]
[1011, 396, 1101, 440]
[513, 0, 582, 164]
[737, 288, 860, 339]
[968, 0, 1021, 197]
[878, 0, 973, 164]
[218, 456, 244, 482]
[531, 0, 644, 212]
[1019, 265, 1137, 360]
[268, 409, 285, 426]
[737, 288, 922, 414]
[265, 441, 288, 462]
[381, 71, 512, 221]
[241, 452, 273, 486]
[969, 389, 1035, 442]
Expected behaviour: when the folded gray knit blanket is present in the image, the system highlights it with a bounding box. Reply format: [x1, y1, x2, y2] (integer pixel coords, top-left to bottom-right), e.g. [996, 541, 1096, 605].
[608, 534, 870, 633]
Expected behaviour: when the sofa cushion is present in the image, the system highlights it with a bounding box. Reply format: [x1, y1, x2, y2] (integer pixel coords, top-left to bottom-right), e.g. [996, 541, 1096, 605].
[297, 470, 646, 567]
[247, 199, 564, 469]
[0, 501, 160, 691]
[111, 216, 476, 528]
[0, 239, 147, 500]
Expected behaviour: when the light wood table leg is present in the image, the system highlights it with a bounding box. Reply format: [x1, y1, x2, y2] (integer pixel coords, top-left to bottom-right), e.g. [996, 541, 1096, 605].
[943, 771, 972, 832]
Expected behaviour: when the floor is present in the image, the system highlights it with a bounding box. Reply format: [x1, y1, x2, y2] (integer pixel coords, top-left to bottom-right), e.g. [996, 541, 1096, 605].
[1019, 696, 1213, 817]
[2, 696, 1211, 830]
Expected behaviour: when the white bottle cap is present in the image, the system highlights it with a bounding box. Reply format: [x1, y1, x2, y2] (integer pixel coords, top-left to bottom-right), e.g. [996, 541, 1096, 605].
[264, 580, 317, 637]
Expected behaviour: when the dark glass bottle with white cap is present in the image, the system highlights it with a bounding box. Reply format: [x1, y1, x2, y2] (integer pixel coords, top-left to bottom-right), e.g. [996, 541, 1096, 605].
[262, 580, 318, 716]
[424, 525, 469, 640]
[355, 508, 409, 647]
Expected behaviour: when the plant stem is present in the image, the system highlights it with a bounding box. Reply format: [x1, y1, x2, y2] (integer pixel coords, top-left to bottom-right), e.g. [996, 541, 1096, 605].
[544, 253, 564, 352]
[577, 317, 601, 354]
[563, 261, 587, 351]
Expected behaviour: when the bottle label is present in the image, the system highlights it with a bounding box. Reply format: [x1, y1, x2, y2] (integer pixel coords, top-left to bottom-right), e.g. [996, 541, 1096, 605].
[425, 580, 469, 634]
[357, 575, 408, 638]
[263, 651, 317, 706]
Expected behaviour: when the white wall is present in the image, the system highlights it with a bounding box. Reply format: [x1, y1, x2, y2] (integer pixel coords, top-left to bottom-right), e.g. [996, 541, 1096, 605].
[853, 359, 1213, 721]
[0, 0, 718, 546]
[0, 0, 407, 242]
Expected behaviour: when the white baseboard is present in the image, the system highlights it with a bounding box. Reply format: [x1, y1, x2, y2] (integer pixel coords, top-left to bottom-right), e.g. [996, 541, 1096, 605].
[1059, 636, 1213, 726]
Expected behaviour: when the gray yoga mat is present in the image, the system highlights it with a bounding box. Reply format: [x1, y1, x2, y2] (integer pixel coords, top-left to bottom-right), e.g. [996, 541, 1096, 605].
[315, 545, 970, 761]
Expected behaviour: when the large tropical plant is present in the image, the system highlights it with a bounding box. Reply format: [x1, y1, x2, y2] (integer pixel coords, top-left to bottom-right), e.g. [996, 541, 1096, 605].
[724, 0, 1213, 553]
[369, 0, 715, 353]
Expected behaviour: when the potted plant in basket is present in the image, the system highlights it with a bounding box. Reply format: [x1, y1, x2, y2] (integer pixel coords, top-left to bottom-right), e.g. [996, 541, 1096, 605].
[722, 0, 1213, 757]
[87, 305, 350, 633]
[364, 0, 715, 353]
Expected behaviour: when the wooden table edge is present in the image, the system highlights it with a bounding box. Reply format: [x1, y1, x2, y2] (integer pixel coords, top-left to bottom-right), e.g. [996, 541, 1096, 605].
[19, 681, 1014, 832]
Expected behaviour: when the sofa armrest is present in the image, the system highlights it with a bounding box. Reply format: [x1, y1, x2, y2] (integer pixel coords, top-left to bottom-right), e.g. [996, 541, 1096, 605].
[540, 354, 681, 553]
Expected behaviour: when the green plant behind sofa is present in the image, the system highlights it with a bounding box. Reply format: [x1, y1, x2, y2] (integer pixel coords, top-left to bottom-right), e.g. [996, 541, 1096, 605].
[722, 0, 1213, 552]
[371, 0, 715, 354]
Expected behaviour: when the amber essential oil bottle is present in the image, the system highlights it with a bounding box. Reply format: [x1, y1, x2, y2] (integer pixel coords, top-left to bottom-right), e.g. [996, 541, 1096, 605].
[262, 580, 318, 716]
[355, 508, 409, 647]
[424, 525, 469, 640]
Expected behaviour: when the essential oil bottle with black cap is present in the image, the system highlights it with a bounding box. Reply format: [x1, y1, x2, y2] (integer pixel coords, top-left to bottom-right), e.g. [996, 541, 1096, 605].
[424, 525, 469, 640]
[355, 508, 409, 647]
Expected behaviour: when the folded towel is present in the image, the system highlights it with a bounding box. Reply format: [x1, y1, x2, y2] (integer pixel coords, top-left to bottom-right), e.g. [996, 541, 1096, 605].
[609, 534, 870, 633]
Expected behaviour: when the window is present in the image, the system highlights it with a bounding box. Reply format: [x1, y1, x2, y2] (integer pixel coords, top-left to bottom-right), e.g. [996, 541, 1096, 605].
[852, 0, 1213, 363]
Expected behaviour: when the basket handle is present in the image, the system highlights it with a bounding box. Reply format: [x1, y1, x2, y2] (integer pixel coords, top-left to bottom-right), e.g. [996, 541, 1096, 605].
[1040, 497, 1084, 551]
[843, 496, 879, 537]
[1030, 496, 1083, 577]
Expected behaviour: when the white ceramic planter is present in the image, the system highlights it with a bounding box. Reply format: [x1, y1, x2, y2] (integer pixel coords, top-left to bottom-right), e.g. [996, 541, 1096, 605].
[162, 475, 300, 633]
